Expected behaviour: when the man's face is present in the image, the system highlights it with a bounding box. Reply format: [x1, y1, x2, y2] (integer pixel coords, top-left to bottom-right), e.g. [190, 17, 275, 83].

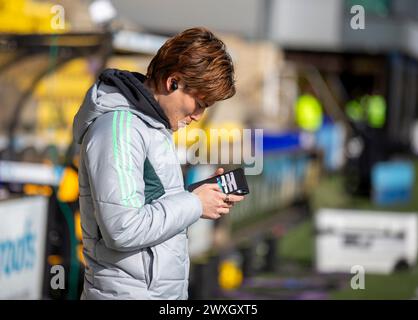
[158, 79, 211, 131]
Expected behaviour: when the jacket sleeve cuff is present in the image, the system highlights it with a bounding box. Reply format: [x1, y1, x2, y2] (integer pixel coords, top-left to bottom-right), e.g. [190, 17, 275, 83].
[183, 191, 203, 224]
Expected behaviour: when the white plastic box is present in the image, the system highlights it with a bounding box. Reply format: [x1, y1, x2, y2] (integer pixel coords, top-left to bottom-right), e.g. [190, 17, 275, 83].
[315, 208, 418, 274]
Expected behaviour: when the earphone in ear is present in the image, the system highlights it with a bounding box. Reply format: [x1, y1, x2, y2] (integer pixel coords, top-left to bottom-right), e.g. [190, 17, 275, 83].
[170, 80, 178, 91]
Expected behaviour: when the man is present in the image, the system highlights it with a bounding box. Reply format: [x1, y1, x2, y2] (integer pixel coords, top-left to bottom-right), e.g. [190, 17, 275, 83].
[73, 27, 244, 299]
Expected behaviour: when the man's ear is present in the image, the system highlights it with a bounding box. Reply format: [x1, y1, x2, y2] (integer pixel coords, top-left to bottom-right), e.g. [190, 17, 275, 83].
[165, 76, 173, 92]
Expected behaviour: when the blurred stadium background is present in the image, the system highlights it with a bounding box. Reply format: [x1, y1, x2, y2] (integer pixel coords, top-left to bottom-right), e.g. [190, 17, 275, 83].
[1, 0, 418, 300]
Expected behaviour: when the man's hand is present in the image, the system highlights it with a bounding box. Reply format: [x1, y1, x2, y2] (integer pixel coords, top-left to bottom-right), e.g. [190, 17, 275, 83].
[192, 167, 245, 220]
[210, 167, 224, 177]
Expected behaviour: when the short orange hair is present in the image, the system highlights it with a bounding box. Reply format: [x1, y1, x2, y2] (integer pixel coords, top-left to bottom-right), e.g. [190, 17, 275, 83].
[146, 27, 236, 104]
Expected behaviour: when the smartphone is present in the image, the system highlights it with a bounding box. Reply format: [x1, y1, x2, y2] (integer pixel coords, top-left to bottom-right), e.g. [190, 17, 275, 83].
[187, 168, 249, 195]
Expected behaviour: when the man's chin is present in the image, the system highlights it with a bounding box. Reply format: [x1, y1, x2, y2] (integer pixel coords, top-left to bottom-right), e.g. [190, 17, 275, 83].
[176, 122, 188, 130]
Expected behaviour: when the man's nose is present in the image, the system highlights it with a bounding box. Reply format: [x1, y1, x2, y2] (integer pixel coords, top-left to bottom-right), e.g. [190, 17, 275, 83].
[191, 108, 204, 121]
[190, 114, 201, 121]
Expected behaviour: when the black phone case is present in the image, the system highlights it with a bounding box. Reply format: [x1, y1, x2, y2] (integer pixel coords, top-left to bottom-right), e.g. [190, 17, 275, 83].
[187, 168, 249, 195]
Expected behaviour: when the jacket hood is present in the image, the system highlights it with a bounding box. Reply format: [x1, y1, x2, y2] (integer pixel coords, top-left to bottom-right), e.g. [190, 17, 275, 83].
[73, 70, 171, 144]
